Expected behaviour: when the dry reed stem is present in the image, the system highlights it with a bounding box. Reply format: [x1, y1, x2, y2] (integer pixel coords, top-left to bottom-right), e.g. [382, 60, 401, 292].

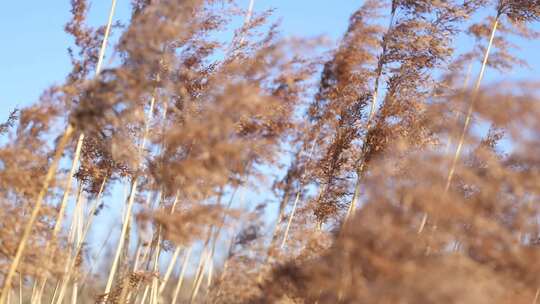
[50, 283, 60, 304]
[132, 245, 144, 274]
[158, 192, 182, 294]
[417, 17, 499, 236]
[195, 0, 257, 272]
[102, 178, 139, 302]
[131, 192, 162, 302]
[444, 16, 500, 193]
[118, 275, 132, 304]
[30, 1, 117, 301]
[279, 137, 318, 248]
[125, 121, 163, 295]
[52, 187, 84, 304]
[0, 125, 75, 304]
[150, 231, 162, 304]
[184, 170, 246, 300]
[189, 248, 210, 303]
[201, 176, 250, 296]
[267, 190, 289, 247]
[54, 185, 95, 304]
[18, 275, 22, 304]
[206, 254, 213, 291]
[95, 0, 117, 75]
[133, 106, 171, 302]
[280, 189, 302, 249]
[101, 96, 156, 302]
[49, 0, 116, 254]
[171, 246, 193, 304]
[63, 177, 107, 292]
[225, 0, 255, 56]
[139, 285, 150, 304]
[256, 189, 290, 282]
[444, 62, 474, 155]
[189, 238, 211, 300]
[54, 134, 85, 238]
[44, 182, 104, 301]
[159, 247, 181, 294]
[346, 7, 397, 222]
[32, 153, 84, 303]
[418, 14, 500, 236]
[132, 192, 154, 273]
[416, 62, 474, 234]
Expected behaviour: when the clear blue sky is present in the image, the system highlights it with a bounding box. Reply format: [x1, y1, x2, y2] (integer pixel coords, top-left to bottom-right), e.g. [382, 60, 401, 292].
[0, 0, 362, 121]
[1, 1, 539, 122]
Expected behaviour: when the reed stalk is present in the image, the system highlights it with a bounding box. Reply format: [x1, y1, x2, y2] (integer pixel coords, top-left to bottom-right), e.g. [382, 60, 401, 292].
[1, 125, 74, 304]
[30, 1, 117, 302]
[171, 246, 193, 304]
[417, 16, 500, 236]
[444, 16, 500, 193]
[346, 5, 397, 221]
[101, 96, 156, 302]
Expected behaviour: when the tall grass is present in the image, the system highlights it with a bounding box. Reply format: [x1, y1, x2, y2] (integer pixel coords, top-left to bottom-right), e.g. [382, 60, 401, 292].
[1, 0, 540, 303]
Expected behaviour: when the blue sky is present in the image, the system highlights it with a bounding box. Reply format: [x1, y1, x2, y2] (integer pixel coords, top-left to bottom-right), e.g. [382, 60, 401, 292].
[2, 0, 539, 121]
[0, 0, 362, 120]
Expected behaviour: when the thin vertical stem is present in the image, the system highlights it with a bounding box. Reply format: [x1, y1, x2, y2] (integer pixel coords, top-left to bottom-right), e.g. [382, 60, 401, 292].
[188, 247, 209, 303]
[63, 177, 108, 291]
[444, 16, 500, 193]
[18, 275, 22, 304]
[416, 63, 474, 234]
[189, 248, 210, 303]
[346, 7, 397, 222]
[149, 231, 162, 304]
[171, 246, 193, 304]
[158, 247, 182, 294]
[1, 125, 74, 303]
[154, 192, 180, 295]
[417, 16, 500, 235]
[139, 285, 150, 304]
[95, 0, 118, 75]
[31, 1, 118, 301]
[279, 137, 318, 248]
[53, 187, 85, 304]
[101, 96, 156, 302]
[280, 189, 302, 249]
[444, 63, 474, 155]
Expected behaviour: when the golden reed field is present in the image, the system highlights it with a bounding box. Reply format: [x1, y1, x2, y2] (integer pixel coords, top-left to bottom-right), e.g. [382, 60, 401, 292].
[2, 0, 540, 303]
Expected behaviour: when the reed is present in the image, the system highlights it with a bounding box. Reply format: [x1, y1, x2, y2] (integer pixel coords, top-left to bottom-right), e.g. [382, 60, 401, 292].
[2, 0, 540, 303]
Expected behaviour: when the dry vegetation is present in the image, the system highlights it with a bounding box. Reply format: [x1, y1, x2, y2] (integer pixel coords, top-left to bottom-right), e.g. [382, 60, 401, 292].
[1, 0, 540, 303]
